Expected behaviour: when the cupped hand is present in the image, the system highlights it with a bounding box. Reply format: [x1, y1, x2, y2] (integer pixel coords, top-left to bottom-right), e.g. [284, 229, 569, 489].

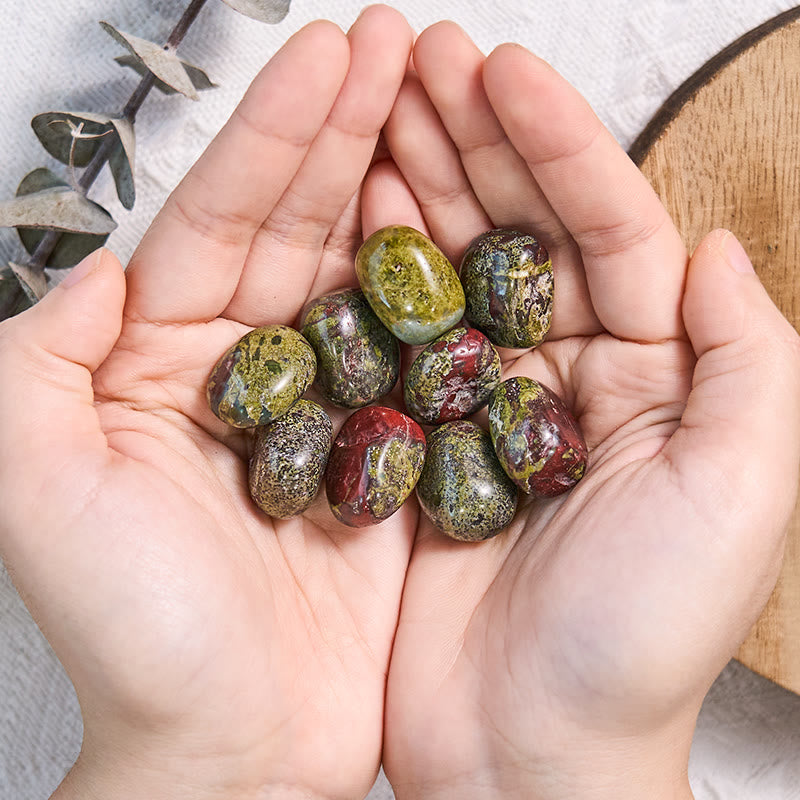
[0, 8, 415, 799]
[373, 22, 800, 800]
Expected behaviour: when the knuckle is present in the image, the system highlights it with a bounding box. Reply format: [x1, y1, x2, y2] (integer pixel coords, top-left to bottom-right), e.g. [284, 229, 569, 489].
[577, 210, 671, 260]
[233, 102, 315, 151]
[525, 116, 604, 169]
[166, 185, 257, 249]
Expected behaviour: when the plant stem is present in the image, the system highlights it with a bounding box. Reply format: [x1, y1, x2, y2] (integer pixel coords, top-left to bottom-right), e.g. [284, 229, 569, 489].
[165, 0, 209, 49]
[25, 0, 210, 273]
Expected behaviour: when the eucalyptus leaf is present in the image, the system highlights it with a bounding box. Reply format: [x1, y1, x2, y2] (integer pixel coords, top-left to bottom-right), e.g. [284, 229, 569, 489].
[8, 262, 47, 303]
[0, 187, 117, 235]
[115, 54, 218, 96]
[107, 117, 136, 210]
[100, 21, 199, 100]
[15, 169, 110, 268]
[219, 0, 291, 24]
[0, 266, 33, 319]
[17, 167, 64, 195]
[31, 112, 136, 210]
[32, 111, 112, 167]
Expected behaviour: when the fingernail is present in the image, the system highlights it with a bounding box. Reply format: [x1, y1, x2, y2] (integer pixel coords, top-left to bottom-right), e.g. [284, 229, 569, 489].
[722, 231, 755, 275]
[60, 249, 103, 289]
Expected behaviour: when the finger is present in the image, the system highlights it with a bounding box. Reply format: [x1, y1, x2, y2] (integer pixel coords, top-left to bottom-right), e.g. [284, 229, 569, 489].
[406, 23, 599, 339]
[125, 21, 351, 324]
[0, 250, 126, 558]
[412, 23, 568, 248]
[483, 44, 688, 343]
[362, 158, 429, 237]
[382, 72, 492, 267]
[664, 230, 800, 585]
[224, 5, 415, 327]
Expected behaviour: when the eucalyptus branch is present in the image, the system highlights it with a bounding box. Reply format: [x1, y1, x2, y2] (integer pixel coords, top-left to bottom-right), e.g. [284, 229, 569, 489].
[26, 0, 209, 273]
[0, 0, 291, 321]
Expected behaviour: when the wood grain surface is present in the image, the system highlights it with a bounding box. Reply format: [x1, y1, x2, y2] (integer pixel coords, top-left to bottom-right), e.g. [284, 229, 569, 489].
[630, 7, 800, 694]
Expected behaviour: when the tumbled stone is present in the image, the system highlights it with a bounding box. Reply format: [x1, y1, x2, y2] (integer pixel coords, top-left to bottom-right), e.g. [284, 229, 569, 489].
[460, 228, 553, 349]
[404, 326, 501, 425]
[249, 400, 333, 518]
[326, 406, 426, 528]
[488, 377, 587, 496]
[300, 288, 400, 408]
[356, 225, 465, 345]
[416, 420, 517, 542]
[206, 324, 316, 428]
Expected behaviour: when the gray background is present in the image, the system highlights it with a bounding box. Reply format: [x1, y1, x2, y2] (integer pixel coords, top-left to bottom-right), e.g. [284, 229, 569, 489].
[1, 1, 800, 797]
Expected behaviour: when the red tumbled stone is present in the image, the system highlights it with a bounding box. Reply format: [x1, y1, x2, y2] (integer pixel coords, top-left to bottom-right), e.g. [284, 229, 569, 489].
[326, 406, 426, 528]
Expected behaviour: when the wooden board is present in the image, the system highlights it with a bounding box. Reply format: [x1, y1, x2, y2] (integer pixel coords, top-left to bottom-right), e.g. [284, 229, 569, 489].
[630, 6, 800, 694]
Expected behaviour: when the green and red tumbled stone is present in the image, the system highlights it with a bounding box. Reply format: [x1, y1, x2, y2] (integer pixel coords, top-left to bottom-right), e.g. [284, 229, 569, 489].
[416, 420, 518, 541]
[404, 326, 501, 425]
[300, 288, 400, 408]
[206, 325, 316, 428]
[488, 377, 587, 497]
[249, 399, 333, 519]
[326, 406, 426, 528]
[460, 228, 553, 349]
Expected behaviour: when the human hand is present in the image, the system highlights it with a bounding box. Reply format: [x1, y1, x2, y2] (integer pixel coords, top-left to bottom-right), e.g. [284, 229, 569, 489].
[374, 22, 800, 800]
[0, 7, 414, 799]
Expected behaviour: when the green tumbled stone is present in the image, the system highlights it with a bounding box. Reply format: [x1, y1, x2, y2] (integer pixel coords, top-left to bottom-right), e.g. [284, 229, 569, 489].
[206, 324, 316, 428]
[460, 228, 553, 349]
[300, 288, 400, 408]
[249, 399, 333, 519]
[416, 420, 518, 542]
[356, 225, 466, 345]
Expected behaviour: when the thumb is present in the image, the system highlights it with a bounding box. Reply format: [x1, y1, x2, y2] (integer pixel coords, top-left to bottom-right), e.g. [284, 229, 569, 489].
[665, 229, 800, 577]
[0, 248, 126, 546]
[4, 247, 126, 371]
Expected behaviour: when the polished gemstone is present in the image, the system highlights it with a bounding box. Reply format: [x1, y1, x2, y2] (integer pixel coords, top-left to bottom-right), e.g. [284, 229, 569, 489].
[404, 326, 501, 425]
[249, 400, 333, 518]
[326, 406, 426, 527]
[416, 420, 517, 542]
[460, 228, 553, 349]
[488, 377, 587, 496]
[206, 324, 316, 427]
[356, 225, 465, 345]
[300, 288, 400, 408]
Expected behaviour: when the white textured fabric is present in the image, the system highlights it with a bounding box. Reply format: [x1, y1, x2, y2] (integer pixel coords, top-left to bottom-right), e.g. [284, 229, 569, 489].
[1, 1, 800, 798]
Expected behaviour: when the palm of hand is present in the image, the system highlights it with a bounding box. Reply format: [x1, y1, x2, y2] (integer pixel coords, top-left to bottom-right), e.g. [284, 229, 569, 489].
[85, 297, 414, 794]
[386, 333, 697, 783]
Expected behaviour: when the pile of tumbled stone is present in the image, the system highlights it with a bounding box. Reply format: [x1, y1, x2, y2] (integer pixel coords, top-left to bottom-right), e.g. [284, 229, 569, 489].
[206, 225, 587, 542]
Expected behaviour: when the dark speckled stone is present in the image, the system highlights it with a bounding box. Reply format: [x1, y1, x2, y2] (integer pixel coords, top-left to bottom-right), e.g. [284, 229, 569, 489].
[460, 228, 553, 349]
[404, 326, 501, 425]
[488, 377, 587, 496]
[300, 288, 400, 408]
[326, 406, 426, 527]
[416, 420, 517, 542]
[356, 225, 465, 345]
[249, 400, 333, 518]
[207, 325, 316, 428]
